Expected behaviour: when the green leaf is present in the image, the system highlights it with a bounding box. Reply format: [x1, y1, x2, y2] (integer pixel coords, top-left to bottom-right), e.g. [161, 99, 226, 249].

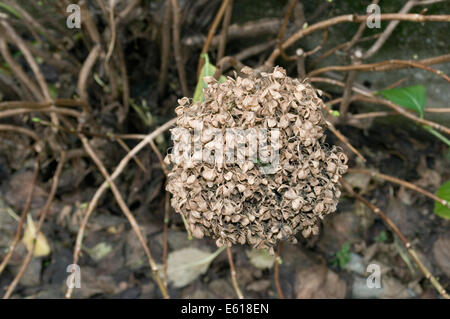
[434, 181, 450, 219]
[0, 2, 22, 19]
[331, 110, 340, 117]
[193, 53, 226, 103]
[378, 85, 426, 118]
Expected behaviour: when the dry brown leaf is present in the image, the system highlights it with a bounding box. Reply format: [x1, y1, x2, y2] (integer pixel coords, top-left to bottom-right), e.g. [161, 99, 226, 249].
[432, 236, 450, 277]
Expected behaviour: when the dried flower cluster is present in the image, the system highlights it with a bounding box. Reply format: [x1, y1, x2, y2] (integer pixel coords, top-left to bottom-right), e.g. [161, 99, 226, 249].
[165, 66, 348, 252]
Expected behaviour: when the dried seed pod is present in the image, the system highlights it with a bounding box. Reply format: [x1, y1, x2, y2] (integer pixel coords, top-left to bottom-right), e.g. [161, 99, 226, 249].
[166, 66, 348, 252]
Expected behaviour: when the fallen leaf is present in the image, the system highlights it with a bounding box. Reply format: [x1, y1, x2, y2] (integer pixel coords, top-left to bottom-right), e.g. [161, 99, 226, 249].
[167, 246, 224, 288]
[432, 236, 450, 277]
[295, 266, 347, 299]
[84, 242, 113, 261]
[381, 277, 412, 299]
[22, 214, 50, 257]
[246, 249, 276, 269]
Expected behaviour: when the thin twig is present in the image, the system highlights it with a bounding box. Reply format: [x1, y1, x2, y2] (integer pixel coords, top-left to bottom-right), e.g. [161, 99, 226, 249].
[184, 18, 281, 48]
[276, 0, 299, 62]
[356, 95, 450, 135]
[0, 161, 39, 276]
[214, 56, 246, 80]
[66, 118, 176, 298]
[79, 135, 169, 298]
[0, 99, 88, 112]
[274, 242, 285, 299]
[309, 57, 450, 82]
[226, 246, 243, 299]
[78, 44, 101, 107]
[149, 139, 168, 176]
[116, 0, 140, 26]
[0, 107, 82, 120]
[266, 13, 450, 67]
[197, 0, 231, 76]
[3, 152, 66, 299]
[170, 0, 189, 97]
[340, 178, 450, 299]
[157, 0, 172, 95]
[325, 120, 366, 162]
[0, 37, 42, 101]
[363, 0, 416, 59]
[163, 191, 170, 289]
[116, 38, 130, 124]
[116, 138, 146, 173]
[105, 0, 117, 64]
[344, 0, 380, 52]
[80, 0, 101, 45]
[217, 0, 233, 62]
[339, 50, 362, 119]
[309, 33, 381, 69]
[0, 19, 58, 126]
[347, 168, 450, 209]
[0, 124, 42, 151]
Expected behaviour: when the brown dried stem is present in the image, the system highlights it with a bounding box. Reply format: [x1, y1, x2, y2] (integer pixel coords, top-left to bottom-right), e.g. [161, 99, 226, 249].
[217, 0, 233, 61]
[226, 246, 244, 299]
[363, 0, 416, 59]
[348, 168, 450, 209]
[79, 135, 169, 298]
[105, 0, 117, 64]
[355, 95, 450, 135]
[170, 0, 189, 97]
[309, 57, 450, 83]
[266, 13, 450, 67]
[274, 242, 285, 299]
[157, 0, 172, 95]
[309, 34, 381, 69]
[78, 44, 101, 107]
[0, 99, 89, 112]
[184, 18, 281, 48]
[276, 0, 299, 62]
[0, 124, 41, 145]
[66, 118, 177, 298]
[324, 120, 366, 162]
[310, 77, 450, 132]
[163, 191, 170, 289]
[0, 107, 81, 120]
[0, 37, 42, 101]
[0, 161, 39, 276]
[3, 152, 66, 299]
[197, 0, 231, 76]
[116, 138, 146, 173]
[0, 19, 58, 126]
[339, 51, 362, 119]
[214, 56, 246, 80]
[344, 0, 380, 52]
[149, 139, 169, 288]
[80, 0, 101, 45]
[340, 178, 450, 299]
[116, 38, 130, 124]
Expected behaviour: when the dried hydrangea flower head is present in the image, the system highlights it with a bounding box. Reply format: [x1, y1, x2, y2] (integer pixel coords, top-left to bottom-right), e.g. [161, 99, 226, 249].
[165, 66, 347, 253]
